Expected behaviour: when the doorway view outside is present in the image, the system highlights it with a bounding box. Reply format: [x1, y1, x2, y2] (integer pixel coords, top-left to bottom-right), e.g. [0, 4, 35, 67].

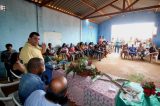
[111, 22, 157, 46]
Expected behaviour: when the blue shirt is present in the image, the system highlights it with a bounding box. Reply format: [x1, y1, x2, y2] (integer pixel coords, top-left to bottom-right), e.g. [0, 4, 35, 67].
[18, 73, 45, 104]
[24, 90, 61, 106]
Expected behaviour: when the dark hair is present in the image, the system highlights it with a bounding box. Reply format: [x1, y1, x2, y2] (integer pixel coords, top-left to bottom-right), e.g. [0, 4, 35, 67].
[29, 32, 40, 38]
[62, 43, 66, 48]
[10, 52, 19, 65]
[19, 47, 23, 52]
[5, 43, 12, 48]
[10, 52, 19, 71]
[48, 43, 52, 46]
[27, 57, 43, 73]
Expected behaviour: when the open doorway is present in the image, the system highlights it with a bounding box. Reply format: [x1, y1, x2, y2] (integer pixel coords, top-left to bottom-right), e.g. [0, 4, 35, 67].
[111, 22, 157, 46]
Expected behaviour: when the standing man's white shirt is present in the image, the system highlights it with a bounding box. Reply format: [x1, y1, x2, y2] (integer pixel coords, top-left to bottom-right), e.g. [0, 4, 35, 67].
[24, 90, 61, 106]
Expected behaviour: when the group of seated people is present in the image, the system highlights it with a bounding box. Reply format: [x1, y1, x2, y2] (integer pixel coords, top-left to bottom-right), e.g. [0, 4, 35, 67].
[19, 58, 68, 106]
[0, 32, 71, 105]
[120, 43, 159, 62]
[0, 32, 113, 106]
[45, 41, 111, 61]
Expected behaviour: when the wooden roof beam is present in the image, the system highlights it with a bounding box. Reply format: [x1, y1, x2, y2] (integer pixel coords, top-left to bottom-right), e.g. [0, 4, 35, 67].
[86, 5, 160, 19]
[155, 2, 160, 12]
[126, 0, 131, 10]
[81, 0, 111, 19]
[40, 0, 53, 7]
[110, 4, 123, 11]
[82, 0, 119, 19]
[125, 0, 140, 10]
[123, 0, 126, 10]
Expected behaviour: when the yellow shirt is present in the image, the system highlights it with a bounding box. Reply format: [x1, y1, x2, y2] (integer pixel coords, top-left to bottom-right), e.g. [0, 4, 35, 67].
[20, 43, 44, 64]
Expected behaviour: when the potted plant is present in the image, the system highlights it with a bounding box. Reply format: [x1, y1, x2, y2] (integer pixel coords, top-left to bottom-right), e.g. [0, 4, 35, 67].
[141, 81, 156, 97]
[65, 57, 100, 78]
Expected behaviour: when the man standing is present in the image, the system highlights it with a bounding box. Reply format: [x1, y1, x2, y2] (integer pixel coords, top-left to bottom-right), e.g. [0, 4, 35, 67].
[1, 44, 16, 82]
[20, 32, 46, 65]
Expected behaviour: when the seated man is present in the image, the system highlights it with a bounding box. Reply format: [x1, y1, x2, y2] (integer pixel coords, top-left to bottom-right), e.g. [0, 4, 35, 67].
[24, 76, 68, 106]
[149, 44, 159, 62]
[120, 44, 129, 59]
[137, 43, 145, 60]
[128, 44, 137, 60]
[18, 57, 46, 104]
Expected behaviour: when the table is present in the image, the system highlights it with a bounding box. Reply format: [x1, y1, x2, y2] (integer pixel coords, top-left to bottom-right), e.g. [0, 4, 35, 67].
[53, 69, 93, 106]
[53, 69, 160, 106]
[53, 69, 120, 106]
[84, 76, 120, 106]
[116, 82, 160, 106]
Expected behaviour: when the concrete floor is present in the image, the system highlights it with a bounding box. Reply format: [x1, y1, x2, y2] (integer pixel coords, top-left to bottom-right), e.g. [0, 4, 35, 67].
[93, 53, 160, 83]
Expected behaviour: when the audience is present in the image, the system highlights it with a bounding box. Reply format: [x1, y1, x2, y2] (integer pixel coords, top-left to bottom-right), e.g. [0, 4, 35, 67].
[46, 43, 55, 56]
[149, 44, 159, 62]
[19, 57, 46, 104]
[137, 43, 145, 60]
[128, 44, 137, 60]
[121, 43, 129, 59]
[24, 76, 68, 106]
[10, 52, 26, 76]
[1, 43, 16, 82]
[98, 36, 103, 45]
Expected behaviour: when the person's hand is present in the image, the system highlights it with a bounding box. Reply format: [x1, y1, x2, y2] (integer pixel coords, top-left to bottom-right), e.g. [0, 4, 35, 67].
[42, 43, 46, 49]
[41, 43, 46, 54]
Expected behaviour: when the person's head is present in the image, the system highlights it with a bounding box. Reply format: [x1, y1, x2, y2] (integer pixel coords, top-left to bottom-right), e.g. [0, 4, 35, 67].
[45, 76, 68, 104]
[10, 52, 19, 65]
[5, 43, 13, 51]
[28, 32, 40, 46]
[139, 43, 142, 47]
[27, 57, 45, 75]
[70, 43, 73, 47]
[62, 43, 66, 48]
[48, 43, 52, 48]
[49, 76, 67, 94]
[153, 44, 156, 48]
[19, 47, 23, 53]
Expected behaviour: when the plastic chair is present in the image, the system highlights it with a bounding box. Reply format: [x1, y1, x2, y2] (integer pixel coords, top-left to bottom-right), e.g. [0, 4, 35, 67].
[10, 70, 21, 79]
[12, 91, 22, 106]
[0, 81, 19, 105]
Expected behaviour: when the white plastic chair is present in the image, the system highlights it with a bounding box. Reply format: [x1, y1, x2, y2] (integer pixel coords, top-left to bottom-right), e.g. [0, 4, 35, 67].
[10, 70, 22, 79]
[12, 91, 22, 106]
[0, 81, 19, 105]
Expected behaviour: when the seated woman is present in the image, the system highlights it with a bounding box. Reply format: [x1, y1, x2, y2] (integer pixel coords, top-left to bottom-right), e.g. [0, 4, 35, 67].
[60, 43, 70, 60]
[83, 42, 89, 56]
[128, 44, 137, 60]
[10, 52, 26, 76]
[149, 44, 159, 62]
[93, 44, 103, 61]
[137, 43, 145, 60]
[75, 43, 84, 58]
[120, 44, 129, 59]
[46, 43, 55, 56]
[69, 43, 77, 61]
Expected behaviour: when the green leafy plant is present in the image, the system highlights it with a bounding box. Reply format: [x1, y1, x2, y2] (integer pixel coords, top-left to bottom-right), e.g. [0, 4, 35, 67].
[65, 57, 100, 78]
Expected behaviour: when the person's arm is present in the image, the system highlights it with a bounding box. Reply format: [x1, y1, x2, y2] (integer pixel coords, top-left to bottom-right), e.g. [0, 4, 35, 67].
[1, 51, 5, 62]
[41, 43, 46, 54]
[15, 62, 26, 73]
